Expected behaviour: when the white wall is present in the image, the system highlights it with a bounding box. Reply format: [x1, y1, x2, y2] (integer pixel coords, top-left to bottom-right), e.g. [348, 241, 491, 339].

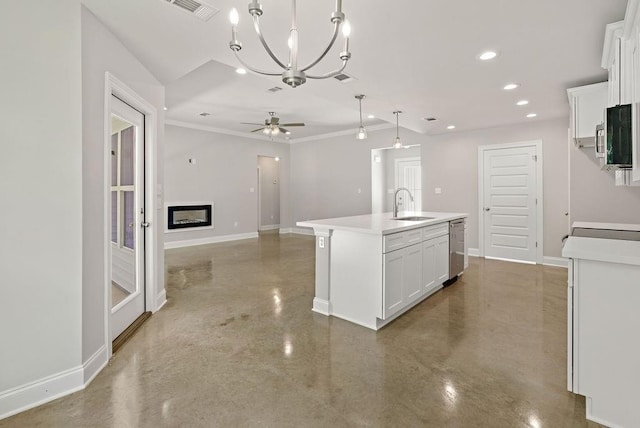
[569, 143, 640, 224]
[164, 125, 290, 243]
[422, 118, 569, 258]
[81, 6, 165, 364]
[258, 156, 280, 228]
[0, 0, 83, 412]
[291, 128, 426, 223]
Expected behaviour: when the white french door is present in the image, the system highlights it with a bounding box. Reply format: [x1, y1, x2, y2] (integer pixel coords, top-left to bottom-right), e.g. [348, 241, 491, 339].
[110, 95, 146, 340]
[481, 144, 539, 263]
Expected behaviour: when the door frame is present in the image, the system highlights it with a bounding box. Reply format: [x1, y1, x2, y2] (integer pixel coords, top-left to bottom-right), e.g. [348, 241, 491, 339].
[477, 140, 544, 264]
[104, 72, 160, 357]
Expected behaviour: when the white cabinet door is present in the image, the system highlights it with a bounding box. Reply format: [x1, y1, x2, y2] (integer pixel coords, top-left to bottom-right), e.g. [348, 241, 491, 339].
[383, 250, 405, 319]
[567, 83, 608, 147]
[435, 234, 450, 284]
[422, 239, 436, 293]
[404, 243, 423, 303]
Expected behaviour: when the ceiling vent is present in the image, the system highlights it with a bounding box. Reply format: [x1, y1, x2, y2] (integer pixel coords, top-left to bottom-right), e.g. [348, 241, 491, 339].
[423, 117, 437, 122]
[333, 73, 355, 83]
[267, 86, 283, 93]
[165, 0, 219, 21]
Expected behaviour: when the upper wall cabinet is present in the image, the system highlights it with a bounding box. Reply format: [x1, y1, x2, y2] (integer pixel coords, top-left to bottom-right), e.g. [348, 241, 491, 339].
[567, 82, 608, 148]
[601, 0, 640, 184]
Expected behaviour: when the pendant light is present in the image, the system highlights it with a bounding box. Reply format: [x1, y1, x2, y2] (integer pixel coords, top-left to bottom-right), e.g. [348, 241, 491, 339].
[355, 94, 367, 140]
[393, 111, 403, 149]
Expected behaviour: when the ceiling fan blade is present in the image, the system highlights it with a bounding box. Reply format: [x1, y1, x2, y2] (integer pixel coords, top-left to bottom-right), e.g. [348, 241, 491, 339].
[250, 128, 265, 133]
[278, 127, 289, 134]
[281, 123, 305, 127]
[241, 122, 265, 126]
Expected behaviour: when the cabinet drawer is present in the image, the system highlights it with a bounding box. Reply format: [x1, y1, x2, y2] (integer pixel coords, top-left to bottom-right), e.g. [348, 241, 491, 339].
[422, 223, 449, 241]
[383, 232, 407, 253]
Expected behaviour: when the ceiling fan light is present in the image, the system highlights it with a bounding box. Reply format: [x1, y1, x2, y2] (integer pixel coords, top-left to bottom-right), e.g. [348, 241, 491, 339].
[262, 128, 270, 135]
[271, 127, 280, 135]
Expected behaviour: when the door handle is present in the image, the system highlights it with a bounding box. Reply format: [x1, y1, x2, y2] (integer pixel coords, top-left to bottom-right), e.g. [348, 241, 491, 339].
[141, 222, 151, 228]
[484, 207, 490, 212]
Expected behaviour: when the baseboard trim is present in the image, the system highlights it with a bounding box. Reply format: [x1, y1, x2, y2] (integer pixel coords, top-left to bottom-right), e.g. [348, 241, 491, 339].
[543, 256, 568, 268]
[82, 345, 107, 385]
[259, 224, 280, 231]
[312, 298, 331, 315]
[155, 289, 167, 312]
[0, 366, 84, 421]
[468, 248, 480, 257]
[164, 232, 259, 249]
[280, 227, 314, 236]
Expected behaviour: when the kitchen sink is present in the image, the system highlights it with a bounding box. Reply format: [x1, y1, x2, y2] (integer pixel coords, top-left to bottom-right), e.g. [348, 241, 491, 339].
[392, 216, 436, 221]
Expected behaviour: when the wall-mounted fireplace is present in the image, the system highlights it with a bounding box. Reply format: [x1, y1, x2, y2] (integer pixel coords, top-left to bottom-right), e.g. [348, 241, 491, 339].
[167, 203, 213, 230]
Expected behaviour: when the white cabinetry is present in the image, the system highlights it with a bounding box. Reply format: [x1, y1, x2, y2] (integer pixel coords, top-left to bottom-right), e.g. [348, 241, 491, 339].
[566, 82, 608, 148]
[382, 223, 450, 320]
[422, 234, 449, 296]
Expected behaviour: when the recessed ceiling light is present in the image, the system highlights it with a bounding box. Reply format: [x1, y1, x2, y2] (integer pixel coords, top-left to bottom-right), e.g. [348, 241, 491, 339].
[235, 68, 247, 75]
[163, 106, 168, 111]
[367, 114, 375, 119]
[526, 113, 537, 118]
[447, 125, 456, 130]
[516, 100, 529, 106]
[503, 83, 519, 90]
[478, 51, 497, 61]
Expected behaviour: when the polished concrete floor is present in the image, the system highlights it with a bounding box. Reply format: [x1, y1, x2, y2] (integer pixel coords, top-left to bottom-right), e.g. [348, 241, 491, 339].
[1, 232, 601, 427]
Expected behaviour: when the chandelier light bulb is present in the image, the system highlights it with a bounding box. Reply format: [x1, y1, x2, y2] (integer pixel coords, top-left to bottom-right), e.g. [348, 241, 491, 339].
[229, 8, 239, 26]
[342, 20, 351, 37]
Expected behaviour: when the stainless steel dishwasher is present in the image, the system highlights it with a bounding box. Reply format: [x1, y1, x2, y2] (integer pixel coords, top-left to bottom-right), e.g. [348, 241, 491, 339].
[444, 219, 465, 287]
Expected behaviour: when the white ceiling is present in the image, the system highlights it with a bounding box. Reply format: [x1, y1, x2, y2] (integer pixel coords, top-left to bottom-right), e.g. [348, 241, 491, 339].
[83, 0, 627, 141]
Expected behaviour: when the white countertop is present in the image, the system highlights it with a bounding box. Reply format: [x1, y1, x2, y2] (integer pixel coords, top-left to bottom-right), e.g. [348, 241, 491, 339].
[563, 236, 640, 266]
[297, 211, 467, 235]
[572, 221, 640, 232]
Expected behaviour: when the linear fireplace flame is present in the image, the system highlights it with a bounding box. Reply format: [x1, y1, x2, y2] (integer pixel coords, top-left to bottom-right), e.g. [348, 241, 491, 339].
[167, 204, 213, 230]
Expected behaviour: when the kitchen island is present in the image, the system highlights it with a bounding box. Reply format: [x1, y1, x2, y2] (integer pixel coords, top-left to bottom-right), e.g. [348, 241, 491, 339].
[298, 212, 468, 330]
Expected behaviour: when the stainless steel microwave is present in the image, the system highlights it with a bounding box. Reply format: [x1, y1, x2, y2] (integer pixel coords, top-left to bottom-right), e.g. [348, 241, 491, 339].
[596, 104, 634, 167]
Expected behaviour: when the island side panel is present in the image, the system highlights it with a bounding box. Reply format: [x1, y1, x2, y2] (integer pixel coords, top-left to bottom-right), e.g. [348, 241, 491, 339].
[330, 230, 383, 330]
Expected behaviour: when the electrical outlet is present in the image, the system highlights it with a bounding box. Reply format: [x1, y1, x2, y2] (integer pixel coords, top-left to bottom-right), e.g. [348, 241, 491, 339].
[435, 187, 442, 194]
[318, 237, 325, 248]
[234, 221, 238, 227]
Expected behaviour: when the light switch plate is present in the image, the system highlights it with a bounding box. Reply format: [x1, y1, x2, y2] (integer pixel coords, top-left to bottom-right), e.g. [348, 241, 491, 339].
[435, 187, 442, 194]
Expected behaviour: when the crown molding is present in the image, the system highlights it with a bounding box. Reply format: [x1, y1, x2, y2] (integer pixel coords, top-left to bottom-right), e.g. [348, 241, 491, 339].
[165, 120, 290, 144]
[288, 123, 396, 144]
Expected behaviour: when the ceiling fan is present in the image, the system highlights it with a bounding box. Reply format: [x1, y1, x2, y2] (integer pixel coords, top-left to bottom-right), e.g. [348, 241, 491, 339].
[241, 112, 305, 136]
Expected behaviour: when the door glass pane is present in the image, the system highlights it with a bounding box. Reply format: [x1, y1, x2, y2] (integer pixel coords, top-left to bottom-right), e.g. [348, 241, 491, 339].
[111, 192, 118, 243]
[111, 134, 118, 186]
[120, 126, 134, 186]
[124, 191, 135, 250]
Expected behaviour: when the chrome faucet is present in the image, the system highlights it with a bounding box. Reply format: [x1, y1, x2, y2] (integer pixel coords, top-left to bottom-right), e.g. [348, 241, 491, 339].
[393, 187, 414, 218]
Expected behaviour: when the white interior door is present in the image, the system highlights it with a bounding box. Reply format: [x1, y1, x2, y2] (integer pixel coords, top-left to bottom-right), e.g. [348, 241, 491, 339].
[482, 145, 538, 263]
[395, 158, 422, 211]
[110, 95, 145, 341]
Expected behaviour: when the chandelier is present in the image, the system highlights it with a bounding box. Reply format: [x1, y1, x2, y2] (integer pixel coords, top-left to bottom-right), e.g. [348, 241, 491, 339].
[229, 0, 352, 88]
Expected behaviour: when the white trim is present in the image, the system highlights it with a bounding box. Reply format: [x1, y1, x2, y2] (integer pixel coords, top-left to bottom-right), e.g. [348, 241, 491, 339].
[155, 289, 167, 312]
[312, 298, 331, 315]
[259, 224, 280, 231]
[485, 256, 536, 265]
[82, 345, 108, 385]
[105, 72, 161, 362]
[478, 140, 544, 264]
[166, 120, 289, 143]
[543, 256, 568, 268]
[166, 119, 397, 145]
[279, 227, 315, 236]
[289, 123, 396, 144]
[164, 232, 259, 249]
[468, 248, 480, 257]
[0, 366, 84, 420]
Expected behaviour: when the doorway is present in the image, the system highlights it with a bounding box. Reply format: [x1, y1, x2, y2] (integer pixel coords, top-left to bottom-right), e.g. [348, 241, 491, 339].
[395, 157, 422, 212]
[478, 141, 543, 264]
[257, 156, 280, 232]
[109, 95, 146, 341]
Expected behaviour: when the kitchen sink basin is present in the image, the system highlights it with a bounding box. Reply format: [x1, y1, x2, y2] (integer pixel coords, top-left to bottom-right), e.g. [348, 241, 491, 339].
[392, 216, 436, 221]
